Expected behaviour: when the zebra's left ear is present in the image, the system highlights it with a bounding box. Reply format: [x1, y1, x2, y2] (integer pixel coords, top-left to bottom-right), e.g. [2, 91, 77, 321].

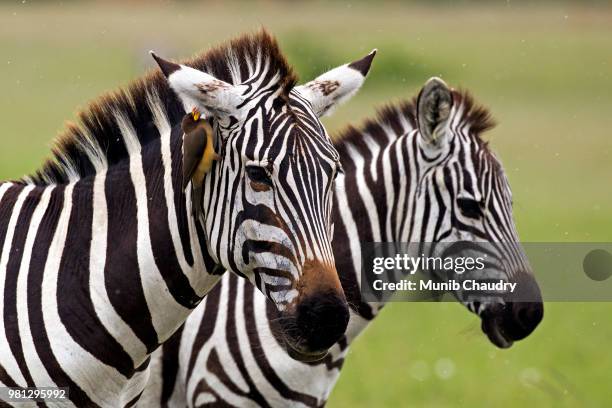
[295, 49, 377, 117]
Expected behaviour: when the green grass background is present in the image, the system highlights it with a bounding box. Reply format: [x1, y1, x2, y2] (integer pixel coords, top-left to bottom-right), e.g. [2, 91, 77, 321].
[1, 1, 610, 406]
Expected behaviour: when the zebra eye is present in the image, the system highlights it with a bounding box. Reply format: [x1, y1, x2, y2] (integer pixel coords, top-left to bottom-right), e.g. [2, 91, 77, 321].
[246, 165, 273, 188]
[457, 198, 483, 219]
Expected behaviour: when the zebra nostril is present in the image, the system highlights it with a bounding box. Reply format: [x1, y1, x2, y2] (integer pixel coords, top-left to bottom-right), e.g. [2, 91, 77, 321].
[504, 271, 543, 340]
[511, 302, 543, 338]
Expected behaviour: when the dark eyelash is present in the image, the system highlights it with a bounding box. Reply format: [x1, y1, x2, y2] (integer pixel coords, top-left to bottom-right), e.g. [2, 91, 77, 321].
[246, 165, 272, 187]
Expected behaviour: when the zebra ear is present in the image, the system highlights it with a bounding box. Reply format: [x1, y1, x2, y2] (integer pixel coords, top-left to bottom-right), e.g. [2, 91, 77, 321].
[150, 52, 245, 118]
[295, 49, 377, 118]
[417, 77, 454, 147]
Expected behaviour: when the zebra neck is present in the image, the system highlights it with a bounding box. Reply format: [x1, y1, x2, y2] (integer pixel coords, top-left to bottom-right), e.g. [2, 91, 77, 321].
[89, 121, 223, 358]
[0, 123, 220, 377]
[334, 130, 421, 329]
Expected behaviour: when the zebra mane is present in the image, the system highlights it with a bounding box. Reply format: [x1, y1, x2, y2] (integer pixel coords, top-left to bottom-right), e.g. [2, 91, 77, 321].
[333, 89, 496, 153]
[25, 29, 298, 186]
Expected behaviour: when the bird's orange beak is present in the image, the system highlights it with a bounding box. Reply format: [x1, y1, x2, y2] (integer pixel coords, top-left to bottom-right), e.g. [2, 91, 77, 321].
[191, 107, 201, 122]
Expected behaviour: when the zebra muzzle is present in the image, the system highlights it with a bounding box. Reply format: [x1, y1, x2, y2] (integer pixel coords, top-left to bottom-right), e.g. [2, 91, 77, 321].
[276, 289, 349, 362]
[480, 272, 543, 348]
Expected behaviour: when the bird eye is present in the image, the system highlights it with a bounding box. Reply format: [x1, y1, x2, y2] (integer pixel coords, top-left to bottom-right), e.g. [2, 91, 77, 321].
[457, 198, 483, 219]
[246, 165, 272, 188]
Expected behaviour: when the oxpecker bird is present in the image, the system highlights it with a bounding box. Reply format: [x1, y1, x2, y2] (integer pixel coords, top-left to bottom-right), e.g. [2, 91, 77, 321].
[181, 108, 220, 216]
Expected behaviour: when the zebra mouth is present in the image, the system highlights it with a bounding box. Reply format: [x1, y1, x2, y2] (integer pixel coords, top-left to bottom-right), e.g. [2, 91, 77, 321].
[284, 341, 329, 362]
[480, 299, 543, 349]
[481, 316, 514, 349]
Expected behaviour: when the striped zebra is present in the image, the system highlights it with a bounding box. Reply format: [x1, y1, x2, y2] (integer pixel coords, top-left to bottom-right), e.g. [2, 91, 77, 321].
[141, 78, 544, 407]
[0, 31, 377, 407]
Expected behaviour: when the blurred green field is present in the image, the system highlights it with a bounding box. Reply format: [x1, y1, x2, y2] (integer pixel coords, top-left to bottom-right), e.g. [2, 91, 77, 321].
[1, 1, 611, 407]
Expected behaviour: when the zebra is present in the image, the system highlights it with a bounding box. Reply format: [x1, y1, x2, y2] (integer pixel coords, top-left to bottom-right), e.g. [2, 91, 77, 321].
[141, 77, 544, 407]
[0, 30, 377, 407]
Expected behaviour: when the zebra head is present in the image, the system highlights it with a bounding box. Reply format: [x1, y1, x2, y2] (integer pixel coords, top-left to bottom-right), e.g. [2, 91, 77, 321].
[413, 78, 543, 348]
[153, 33, 376, 360]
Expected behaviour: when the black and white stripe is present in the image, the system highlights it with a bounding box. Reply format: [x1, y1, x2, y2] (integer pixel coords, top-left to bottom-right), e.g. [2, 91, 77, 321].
[0, 30, 375, 406]
[143, 78, 543, 407]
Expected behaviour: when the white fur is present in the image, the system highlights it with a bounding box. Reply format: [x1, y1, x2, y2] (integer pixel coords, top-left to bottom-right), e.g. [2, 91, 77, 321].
[295, 52, 374, 117]
[166, 65, 245, 118]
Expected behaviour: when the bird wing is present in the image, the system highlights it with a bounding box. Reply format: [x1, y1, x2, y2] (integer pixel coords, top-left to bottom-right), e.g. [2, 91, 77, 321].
[182, 126, 208, 189]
